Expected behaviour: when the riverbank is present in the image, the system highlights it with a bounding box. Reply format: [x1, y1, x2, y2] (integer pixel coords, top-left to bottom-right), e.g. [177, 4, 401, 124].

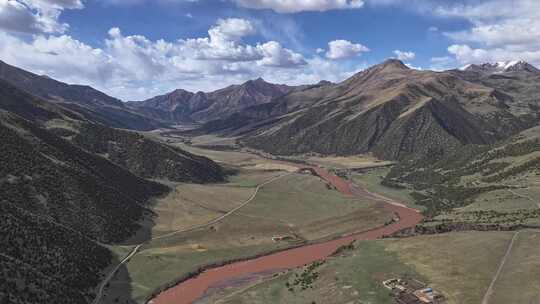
[148, 167, 423, 304]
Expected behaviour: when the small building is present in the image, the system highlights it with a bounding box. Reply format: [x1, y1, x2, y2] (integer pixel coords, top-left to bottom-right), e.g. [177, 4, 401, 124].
[272, 235, 293, 242]
[382, 277, 445, 304]
[396, 293, 423, 304]
[413, 288, 444, 304]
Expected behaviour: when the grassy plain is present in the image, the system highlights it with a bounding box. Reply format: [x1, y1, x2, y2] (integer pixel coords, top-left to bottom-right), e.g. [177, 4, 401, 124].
[305, 154, 394, 169]
[149, 170, 282, 237]
[108, 166, 391, 303]
[241, 173, 392, 240]
[211, 241, 419, 304]
[351, 168, 424, 211]
[385, 231, 513, 304]
[214, 231, 517, 304]
[490, 230, 540, 304]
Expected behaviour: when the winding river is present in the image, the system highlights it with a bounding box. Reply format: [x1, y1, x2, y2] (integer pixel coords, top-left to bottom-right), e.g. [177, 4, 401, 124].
[149, 166, 423, 304]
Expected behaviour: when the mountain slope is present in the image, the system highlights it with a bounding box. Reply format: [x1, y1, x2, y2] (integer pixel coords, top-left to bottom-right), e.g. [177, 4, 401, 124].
[384, 125, 540, 220]
[0, 111, 168, 304]
[70, 123, 224, 183]
[213, 59, 529, 159]
[0, 81, 225, 304]
[451, 61, 540, 123]
[130, 78, 295, 123]
[0, 60, 163, 130]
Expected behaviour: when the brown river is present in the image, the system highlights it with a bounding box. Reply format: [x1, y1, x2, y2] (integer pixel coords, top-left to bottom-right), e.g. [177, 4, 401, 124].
[149, 167, 423, 304]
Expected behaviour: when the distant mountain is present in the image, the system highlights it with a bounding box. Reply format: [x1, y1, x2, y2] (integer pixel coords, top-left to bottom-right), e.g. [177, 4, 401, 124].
[461, 60, 540, 75]
[451, 60, 540, 122]
[129, 77, 296, 123]
[0, 60, 163, 130]
[200, 59, 535, 160]
[0, 80, 224, 303]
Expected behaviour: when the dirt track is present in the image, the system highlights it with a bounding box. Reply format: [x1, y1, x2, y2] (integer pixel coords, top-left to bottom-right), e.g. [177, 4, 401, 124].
[93, 173, 290, 304]
[149, 166, 423, 304]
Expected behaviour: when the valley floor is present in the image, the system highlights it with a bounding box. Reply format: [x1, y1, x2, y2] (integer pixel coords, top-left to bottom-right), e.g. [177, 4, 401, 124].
[100, 137, 395, 303]
[100, 134, 540, 304]
[204, 230, 540, 304]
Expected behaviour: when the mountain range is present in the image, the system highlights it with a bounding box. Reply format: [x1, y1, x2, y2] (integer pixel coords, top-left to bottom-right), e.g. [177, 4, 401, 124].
[0, 65, 224, 303]
[128, 77, 296, 124]
[0, 60, 163, 131]
[0, 57, 539, 303]
[195, 59, 539, 160]
[460, 60, 540, 74]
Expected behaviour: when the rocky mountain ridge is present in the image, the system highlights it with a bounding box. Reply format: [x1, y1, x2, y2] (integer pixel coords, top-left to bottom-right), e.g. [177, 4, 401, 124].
[129, 77, 296, 123]
[197, 59, 538, 160]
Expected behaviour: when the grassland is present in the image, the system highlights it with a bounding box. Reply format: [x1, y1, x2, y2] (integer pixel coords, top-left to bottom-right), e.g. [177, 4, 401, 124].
[104, 165, 391, 303]
[209, 241, 420, 304]
[351, 167, 425, 211]
[304, 154, 394, 169]
[385, 231, 513, 304]
[383, 126, 540, 219]
[149, 170, 281, 237]
[240, 173, 392, 240]
[426, 173, 540, 228]
[190, 134, 239, 147]
[212, 231, 519, 304]
[489, 230, 540, 304]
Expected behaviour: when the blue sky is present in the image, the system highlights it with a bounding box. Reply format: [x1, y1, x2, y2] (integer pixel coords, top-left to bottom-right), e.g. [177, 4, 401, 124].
[0, 0, 538, 100]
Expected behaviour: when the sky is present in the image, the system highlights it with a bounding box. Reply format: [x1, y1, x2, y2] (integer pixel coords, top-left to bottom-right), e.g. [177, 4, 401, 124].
[0, 0, 538, 100]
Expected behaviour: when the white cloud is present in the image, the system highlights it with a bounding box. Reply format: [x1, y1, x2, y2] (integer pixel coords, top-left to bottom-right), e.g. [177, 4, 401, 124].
[262, 56, 367, 86]
[429, 56, 453, 71]
[393, 49, 415, 61]
[0, 0, 83, 34]
[447, 44, 540, 66]
[404, 63, 422, 70]
[362, 0, 540, 67]
[256, 41, 306, 67]
[208, 18, 255, 44]
[436, 0, 540, 66]
[1, 17, 347, 100]
[233, 0, 364, 13]
[30, 0, 83, 9]
[326, 39, 369, 60]
[0, 32, 114, 83]
[316, 48, 325, 54]
[181, 19, 262, 62]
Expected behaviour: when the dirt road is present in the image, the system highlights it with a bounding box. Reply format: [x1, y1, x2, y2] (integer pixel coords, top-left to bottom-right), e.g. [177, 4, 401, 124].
[481, 231, 520, 304]
[92, 173, 290, 304]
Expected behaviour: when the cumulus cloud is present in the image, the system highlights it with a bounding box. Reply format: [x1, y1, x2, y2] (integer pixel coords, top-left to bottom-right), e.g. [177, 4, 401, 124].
[256, 41, 306, 67]
[447, 44, 540, 67]
[0, 17, 330, 100]
[262, 56, 366, 86]
[0, 0, 83, 34]
[429, 56, 454, 71]
[181, 18, 262, 62]
[208, 18, 255, 43]
[325, 39, 369, 60]
[233, 0, 364, 13]
[0, 32, 113, 83]
[437, 0, 540, 66]
[393, 50, 415, 61]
